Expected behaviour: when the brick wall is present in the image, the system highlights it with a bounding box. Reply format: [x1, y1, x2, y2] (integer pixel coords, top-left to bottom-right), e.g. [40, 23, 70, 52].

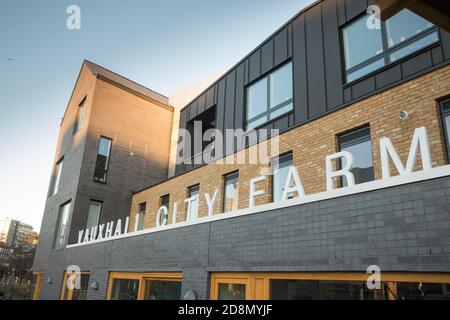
[129, 64, 450, 231]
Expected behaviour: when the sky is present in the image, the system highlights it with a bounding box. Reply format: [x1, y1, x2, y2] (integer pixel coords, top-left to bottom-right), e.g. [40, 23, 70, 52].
[0, 0, 315, 232]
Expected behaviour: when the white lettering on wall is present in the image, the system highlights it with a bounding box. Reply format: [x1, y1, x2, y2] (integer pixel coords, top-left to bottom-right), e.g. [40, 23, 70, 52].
[249, 176, 266, 208]
[326, 151, 355, 191]
[281, 166, 305, 201]
[205, 189, 219, 217]
[380, 126, 432, 178]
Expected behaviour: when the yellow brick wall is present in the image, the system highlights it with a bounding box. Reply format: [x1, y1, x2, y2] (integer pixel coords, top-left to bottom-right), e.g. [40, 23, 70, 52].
[128, 64, 450, 232]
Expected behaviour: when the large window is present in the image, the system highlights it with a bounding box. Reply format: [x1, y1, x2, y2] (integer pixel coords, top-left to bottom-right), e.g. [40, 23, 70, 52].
[338, 126, 374, 186]
[86, 200, 102, 230]
[440, 98, 450, 161]
[108, 272, 182, 300]
[53, 201, 71, 250]
[342, 9, 437, 82]
[223, 172, 239, 212]
[187, 184, 200, 220]
[137, 202, 146, 231]
[48, 158, 63, 198]
[94, 137, 112, 183]
[272, 153, 293, 203]
[211, 273, 450, 300]
[246, 62, 293, 129]
[73, 98, 86, 134]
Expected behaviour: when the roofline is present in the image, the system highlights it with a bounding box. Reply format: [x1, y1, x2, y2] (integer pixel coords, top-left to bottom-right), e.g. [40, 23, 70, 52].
[60, 59, 171, 125]
[179, 0, 322, 113]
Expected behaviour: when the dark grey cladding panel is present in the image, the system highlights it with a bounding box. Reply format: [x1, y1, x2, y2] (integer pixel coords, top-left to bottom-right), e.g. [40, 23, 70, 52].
[261, 39, 274, 75]
[337, 0, 347, 26]
[292, 14, 308, 125]
[216, 78, 226, 134]
[206, 86, 215, 110]
[274, 28, 288, 67]
[305, 4, 327, 118]
[439, 29, 450, 61]
[273, 114, 289, 131]
[224, 70, 236, 130]
[287, 24, 293, 58]
[189, 100, 198, 121]
[322, 0, 344, 110]
[431, 46, 444, 65]
[401, 51, 433, 78]
[234, 63, 245, 130]
[351, 76, 375, 99]
[248, 49, 261, 83]
[345, 0, 367, 22]
[375, 65, 402, 89]
[197, 94, 206, 114]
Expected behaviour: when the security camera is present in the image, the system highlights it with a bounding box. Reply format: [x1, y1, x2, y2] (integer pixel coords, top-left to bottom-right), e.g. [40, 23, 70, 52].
[399, 111, 409, 121]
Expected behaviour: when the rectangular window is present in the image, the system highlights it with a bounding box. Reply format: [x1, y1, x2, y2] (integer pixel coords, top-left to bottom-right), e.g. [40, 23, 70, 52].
[440, 98, 450, 162]
[338, 126, 374, 186]
[111, 279, 139, 300]
[73, 98, 86, 134]
[187, 185, 200, 221]
[144, 280, 182, 300]
[61, 272, 90, 300]
[48, 158, 63, 198]
[342, 9, 437, 83]
[223, 172, 239, 212]
[158, 194, 170, 225]
[246, 62, 293, 129]
[53, 201, 71, 250]
[86, 200, 102, 230]
[272, 153, 293, 203]
[137, 202, 146, 231]
[94, 137, 112, 183]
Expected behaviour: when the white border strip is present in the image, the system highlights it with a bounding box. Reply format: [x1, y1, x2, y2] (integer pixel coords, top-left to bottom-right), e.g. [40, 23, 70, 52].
[67, 165, 450, 249]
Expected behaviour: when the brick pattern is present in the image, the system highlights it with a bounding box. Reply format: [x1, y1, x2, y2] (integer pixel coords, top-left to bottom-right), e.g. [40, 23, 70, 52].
[130, 65, 450, 231]
[34, 176, 450, 299]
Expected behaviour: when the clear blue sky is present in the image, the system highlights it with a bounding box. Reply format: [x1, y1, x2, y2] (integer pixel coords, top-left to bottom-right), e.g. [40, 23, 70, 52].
[0, 0, 314, 231]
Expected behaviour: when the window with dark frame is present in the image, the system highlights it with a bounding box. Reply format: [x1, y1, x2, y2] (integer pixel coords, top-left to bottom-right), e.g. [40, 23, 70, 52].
[440, 98, 450, 162]
[53, 201, 72, 250]
[187, 184, 200, 220]
[86, 200, 102, 230]
[159, 194, 170, 225]
[246, 62, 293, 129]
[342, 9, 438, 83]
[223, 171, 239, 213]
[272, 152, 294, 203]
[94, 137, 112, 183]
[48, 157, 64, 198]
[338, 126, 374, 186]
[137, 202, 146, 231]
[73, 98, 86, 134]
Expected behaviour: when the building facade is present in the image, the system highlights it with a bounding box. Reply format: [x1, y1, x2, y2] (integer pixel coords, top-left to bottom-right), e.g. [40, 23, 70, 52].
[33, 0, 450, 300]
[0, 218, 35, 247]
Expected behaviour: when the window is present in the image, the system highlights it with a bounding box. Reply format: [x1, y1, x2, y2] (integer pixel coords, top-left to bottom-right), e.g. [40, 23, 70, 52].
[48, 158, 63, 198]
[342, 9, 437, 82]
[223, 172, 239, 212]
[94, 137, 112, 183]
[440, 98, 450, 161]
[246, 62, 293, 129]
[86, 200, 102, 230]
[272, 153, 293, 203]
[137, 202, 146, 231]
[187, 185, 200, 220]
[61, 272, 90, 300]
[111, 279, 139, 300]
[144, 280, 182, 300]
[73, 98, 86, 134]
[338, 126, 374, 186]
[108, 272, 182, 300]
[159, 195, 170, 225]
[53, 201, 71, 250]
